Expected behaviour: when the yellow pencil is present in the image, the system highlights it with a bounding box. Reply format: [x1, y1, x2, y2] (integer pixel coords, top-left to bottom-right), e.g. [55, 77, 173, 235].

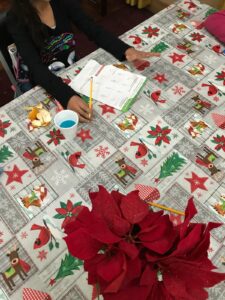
[89, 77, 93, 118]
[147, 201, 185, 216]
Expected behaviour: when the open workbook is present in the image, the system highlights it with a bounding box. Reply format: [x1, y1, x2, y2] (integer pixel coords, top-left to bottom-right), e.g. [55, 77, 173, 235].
[70, 59, 147, 112]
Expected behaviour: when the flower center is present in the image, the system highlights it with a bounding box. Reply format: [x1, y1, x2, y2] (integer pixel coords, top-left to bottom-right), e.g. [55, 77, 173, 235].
[67, 212, 73, 217]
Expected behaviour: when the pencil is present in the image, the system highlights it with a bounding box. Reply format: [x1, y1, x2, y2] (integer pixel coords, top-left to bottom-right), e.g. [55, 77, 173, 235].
[89, 77, 93, 118]
[147, 201, 185, 216]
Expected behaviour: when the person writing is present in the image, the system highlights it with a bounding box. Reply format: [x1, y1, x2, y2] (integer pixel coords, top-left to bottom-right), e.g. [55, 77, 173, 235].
[7, 0, 159, 122]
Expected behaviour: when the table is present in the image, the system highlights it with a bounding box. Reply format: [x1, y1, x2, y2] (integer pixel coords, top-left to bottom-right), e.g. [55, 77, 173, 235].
[1, 1, 225, 299]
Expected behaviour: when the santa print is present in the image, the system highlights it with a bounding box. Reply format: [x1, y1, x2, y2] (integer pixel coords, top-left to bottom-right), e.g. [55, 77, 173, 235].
[47, 128, 65, 146]
[147, 124, 172, 146]
[211, 134, 225, 152]
[142, 25, 160, 38]
[0, 119, 11, 138]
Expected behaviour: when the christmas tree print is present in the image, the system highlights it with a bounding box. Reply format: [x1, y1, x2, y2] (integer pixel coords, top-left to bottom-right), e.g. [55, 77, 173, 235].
[54, 253, 83, 281]
[205, 8, 218, 18]
[151, 42, 169, 53]
[211, 113, 225, 130]
[156, 152, 186, 181]
[0, 145, 13, 163]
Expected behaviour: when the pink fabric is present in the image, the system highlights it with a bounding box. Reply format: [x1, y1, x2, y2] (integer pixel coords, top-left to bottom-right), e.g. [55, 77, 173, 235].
[204, 10, 225, 43]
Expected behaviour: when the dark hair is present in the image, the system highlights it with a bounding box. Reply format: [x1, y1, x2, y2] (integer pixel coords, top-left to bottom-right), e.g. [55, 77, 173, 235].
[10, 0, 48, 47]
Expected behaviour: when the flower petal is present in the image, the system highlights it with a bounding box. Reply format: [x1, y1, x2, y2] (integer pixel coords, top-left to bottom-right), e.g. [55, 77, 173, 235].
[66, 200, 73, 211]
[120, 190, 149, 224]
[64, 228, 103, 260]
[55, 208, 68, 215]
[118, 240, 139, 259]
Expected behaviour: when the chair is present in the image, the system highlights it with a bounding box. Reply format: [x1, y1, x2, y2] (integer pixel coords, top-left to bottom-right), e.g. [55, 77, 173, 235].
[0, 14, 21, 96]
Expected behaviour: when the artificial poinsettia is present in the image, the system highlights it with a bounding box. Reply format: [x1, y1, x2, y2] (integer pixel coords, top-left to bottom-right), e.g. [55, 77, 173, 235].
[64, 187, 225, 300]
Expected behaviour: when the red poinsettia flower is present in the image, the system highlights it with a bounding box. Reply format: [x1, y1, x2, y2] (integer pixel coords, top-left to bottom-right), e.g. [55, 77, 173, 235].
[0, 119, 11, 138]
[64, 186, 177, 294]
[47, 128, 65, 145]
[54, 200, 83, 229]
[147, 125, 172, 146]
[216, 71, 225, 85]
[211, 134, 225, 152]
[142, 26, 159, 38]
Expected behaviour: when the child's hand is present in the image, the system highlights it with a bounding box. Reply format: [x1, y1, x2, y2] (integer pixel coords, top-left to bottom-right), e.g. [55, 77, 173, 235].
[125, 47, 160, 62]
[67, 95, 92, 123]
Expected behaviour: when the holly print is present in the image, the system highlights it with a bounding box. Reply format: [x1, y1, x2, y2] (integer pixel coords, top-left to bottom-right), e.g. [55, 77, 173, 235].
[47, 128, 65, 146]
[142, 26, 159, 38]
[0, 145, 13, 163]
[54, 200, 83, 229]
[54, 253, 83, 281]
[151, 42, 169, 53]
[147, 125, 172, 146]
[211, 134, 225, 152]
[156, 152, 186, 180]
[0, 119, 11, 138]
[215, 71, 225, 86]
[190, 32, 205, 42]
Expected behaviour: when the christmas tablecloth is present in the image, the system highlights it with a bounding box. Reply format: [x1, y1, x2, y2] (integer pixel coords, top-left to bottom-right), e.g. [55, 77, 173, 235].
[1, 1, 225, 299]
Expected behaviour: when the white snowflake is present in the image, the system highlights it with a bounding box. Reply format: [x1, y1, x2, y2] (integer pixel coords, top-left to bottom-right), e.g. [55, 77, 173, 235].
[51, 169, 69, 186]
[95, 146, 110, 159]
[172, 85, 185, 96]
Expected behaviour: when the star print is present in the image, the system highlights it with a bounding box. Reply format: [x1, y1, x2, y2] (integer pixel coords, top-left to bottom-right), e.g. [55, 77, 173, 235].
[153, 73, 168, 84]
[99, 104, 115, 115]
[77, 129, 93, 142]
[49, 278, 56, 286]
[185, 172, 208, 193]
[169, 52, 185, 63]
[4, 165, 28, 185]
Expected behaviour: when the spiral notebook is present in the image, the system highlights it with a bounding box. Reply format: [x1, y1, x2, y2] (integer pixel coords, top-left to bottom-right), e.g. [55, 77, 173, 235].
[70, 59, 147, 112]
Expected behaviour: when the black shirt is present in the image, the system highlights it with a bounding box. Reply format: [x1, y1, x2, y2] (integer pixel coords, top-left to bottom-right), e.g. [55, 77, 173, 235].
[7, 0, 130, 107]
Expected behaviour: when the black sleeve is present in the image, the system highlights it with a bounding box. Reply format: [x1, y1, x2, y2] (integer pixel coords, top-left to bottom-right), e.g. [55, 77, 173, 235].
[63, 0, 131, 61]
[6, 13, 76, 108]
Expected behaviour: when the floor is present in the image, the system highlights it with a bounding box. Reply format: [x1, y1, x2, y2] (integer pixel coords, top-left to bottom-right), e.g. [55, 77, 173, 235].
[0, 2, 153, 107]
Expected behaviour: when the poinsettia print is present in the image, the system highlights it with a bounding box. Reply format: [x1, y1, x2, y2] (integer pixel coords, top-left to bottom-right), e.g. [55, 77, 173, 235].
[47, 128, 65, 146]
[142, 25, 159, 38]
[215, 71, 225, 86]
[0, 119, 11, 138]
[54, 200, 83, 229]
[211, 134, 225, 152]
[147, 125, 172, 146]
[190, 32, 205, 42]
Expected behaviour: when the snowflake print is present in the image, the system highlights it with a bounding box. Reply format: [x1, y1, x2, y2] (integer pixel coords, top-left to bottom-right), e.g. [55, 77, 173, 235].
[0, 238, 3, 244]
[70, 193, 75, 198]
[208, 247, 213, 253]
[21, 231, 28, 239]
[141, 159, 148, 167]
[94, 146, 110, 159]
[213, 96, 219, 102]
[123, 147, 129, 152]
[197, 192, 202, 198]
[0, 231, 3, 237]
[51, 169, 69, 185]
[37, 250, 48, 261]
[172, 85, 185, 95]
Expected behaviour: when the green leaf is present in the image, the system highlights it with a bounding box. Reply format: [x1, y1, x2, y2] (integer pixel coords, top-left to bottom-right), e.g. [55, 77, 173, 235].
[55, 242, 60, 248]
[49, 241, 53, 251]
[55, 253, 83, 281]
[73, 201, 82, 207]
[159, 152, 187, 179]
[0, 145, 13, 163]
[60, 202, 67, 208]
[53, 214, 65, 219]
[147, 135, 155, 139]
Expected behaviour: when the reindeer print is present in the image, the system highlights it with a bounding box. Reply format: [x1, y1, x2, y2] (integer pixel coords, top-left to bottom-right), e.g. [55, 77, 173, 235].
[114, 158, 137, 185]
[23, 141, 47, 169]
[196, 147, 220, 176]
[192, 95, 211, 114]
[1, 246, 30, 291]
